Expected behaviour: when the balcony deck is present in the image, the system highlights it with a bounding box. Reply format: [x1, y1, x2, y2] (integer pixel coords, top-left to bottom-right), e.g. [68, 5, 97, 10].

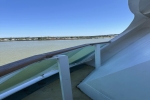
[22, 65, 94, 100]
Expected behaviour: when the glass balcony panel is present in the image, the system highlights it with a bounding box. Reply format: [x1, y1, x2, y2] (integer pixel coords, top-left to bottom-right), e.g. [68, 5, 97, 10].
[68, 46, 95, 64]
[0, 58, 57, 93]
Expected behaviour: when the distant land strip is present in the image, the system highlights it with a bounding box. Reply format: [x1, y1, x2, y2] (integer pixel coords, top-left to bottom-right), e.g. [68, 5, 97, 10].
[0, 34, 118, 42]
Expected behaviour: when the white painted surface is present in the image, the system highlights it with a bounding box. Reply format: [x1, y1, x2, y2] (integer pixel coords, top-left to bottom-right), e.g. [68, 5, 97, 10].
[95, 44, 101, 68]
[88, 60, 150, 100]
[57, 55, 73, 100]
[78, 0, 150, 99]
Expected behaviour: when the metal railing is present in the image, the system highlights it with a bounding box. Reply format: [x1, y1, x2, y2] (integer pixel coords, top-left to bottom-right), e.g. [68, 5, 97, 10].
[0, 41, 110, 100]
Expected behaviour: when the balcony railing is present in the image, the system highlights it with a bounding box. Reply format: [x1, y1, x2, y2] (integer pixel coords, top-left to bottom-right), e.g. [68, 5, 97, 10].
[0, 41, 110, 100]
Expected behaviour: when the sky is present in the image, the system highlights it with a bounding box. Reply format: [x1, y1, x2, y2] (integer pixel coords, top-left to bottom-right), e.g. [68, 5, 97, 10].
[0, 0, 134, 37]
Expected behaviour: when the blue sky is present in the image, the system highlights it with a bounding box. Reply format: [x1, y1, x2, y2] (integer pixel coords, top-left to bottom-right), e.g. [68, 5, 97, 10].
[0, 0, 133, 37]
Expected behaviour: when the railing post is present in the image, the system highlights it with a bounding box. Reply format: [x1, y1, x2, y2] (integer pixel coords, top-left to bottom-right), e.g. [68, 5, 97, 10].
[56, 55, 73, 100]
[95, 44, 101, 68]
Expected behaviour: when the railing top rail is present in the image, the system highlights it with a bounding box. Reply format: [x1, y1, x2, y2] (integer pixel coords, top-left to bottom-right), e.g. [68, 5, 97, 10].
[0, 41, 110, 77]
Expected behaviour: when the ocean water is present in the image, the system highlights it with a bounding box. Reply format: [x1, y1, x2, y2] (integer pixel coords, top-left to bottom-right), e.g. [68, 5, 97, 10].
[0, 38, 112, 66]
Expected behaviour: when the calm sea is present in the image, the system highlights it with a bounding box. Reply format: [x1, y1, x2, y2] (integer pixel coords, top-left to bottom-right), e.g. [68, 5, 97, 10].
[0, 38, 112, 66]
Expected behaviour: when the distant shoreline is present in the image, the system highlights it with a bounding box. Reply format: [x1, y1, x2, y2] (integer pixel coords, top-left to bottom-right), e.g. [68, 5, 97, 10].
[0, 34, 118, 42]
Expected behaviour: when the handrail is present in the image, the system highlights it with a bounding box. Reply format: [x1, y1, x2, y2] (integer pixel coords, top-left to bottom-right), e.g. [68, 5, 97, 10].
[0, 41, 110, 77]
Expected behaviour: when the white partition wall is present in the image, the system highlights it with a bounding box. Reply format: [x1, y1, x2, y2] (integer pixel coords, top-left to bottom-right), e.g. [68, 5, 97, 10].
[78, 0, 150, 99]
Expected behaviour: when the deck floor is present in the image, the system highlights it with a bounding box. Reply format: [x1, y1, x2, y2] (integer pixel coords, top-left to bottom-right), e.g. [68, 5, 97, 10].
[22, 65, 94, 100]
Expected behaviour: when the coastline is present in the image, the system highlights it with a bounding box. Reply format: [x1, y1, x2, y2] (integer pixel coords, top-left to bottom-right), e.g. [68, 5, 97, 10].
[0, 34, 118, 42]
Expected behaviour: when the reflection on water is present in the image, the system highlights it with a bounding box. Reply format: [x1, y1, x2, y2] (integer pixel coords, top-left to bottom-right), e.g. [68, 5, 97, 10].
[0, 38, 112, 66]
